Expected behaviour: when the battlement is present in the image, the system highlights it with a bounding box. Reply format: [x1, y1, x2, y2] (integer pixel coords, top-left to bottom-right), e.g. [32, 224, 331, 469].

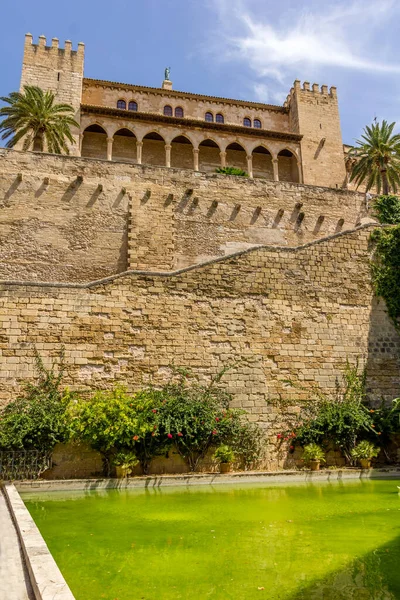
[23, 33, 85, 58]
[283, 81, 338, 107]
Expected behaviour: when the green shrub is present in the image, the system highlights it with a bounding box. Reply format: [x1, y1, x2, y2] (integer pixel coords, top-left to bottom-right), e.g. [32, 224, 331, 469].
[302, 443, 326, 464]
[373, 195, 400, 224]
[0, 348, 71, 452]
[215, 166, 248, 177]
[371, 225, 400, 332]
[294, 362, 375, 463]
[112, 450, 139, 469]
[214, 445, 235, 464]
[68, 387, 140, 475]
[351, 440, 379, 460]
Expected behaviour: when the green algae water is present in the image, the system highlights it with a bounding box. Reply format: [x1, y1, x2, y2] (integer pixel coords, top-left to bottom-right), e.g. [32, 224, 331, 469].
[22, 479, 400, 600]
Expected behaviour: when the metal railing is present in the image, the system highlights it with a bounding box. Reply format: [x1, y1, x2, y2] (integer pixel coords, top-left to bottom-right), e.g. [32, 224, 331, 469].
[0, 450, 52, 480]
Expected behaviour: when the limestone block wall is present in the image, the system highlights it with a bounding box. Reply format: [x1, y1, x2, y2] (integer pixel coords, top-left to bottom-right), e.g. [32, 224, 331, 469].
[0, 226, 398, 468]
[0, 150, 369, 281]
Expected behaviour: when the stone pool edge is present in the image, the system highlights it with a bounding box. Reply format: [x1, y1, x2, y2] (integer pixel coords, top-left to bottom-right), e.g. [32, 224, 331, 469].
[3, 483, 75, 600]
[15, 466, 400, 493]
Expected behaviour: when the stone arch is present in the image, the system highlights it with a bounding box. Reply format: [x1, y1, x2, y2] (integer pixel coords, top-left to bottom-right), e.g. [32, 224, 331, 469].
[170, 135, 194, 170]
[278, 148, 299, 183]
[199, 138, 221, 173]
[226, 142, 247, 172]
[81, 124, 108, 160]
[142, 131, 165, 167]
[252, 145, 273, 180]
[113, 128, 137, 164]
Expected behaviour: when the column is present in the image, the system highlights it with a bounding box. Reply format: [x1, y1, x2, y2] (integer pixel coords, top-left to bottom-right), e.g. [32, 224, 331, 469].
[165, 144, 171, 168]
[106, 137, 113, 161]
[193, 148, 199, 172]
[297, 161, 303, 184]
[246, 155, 253, 179]
[219, 151, 227, 168]
[272, 158, 279, 182]
[136, 141, 143, 165]
[77, 133, 84, 157]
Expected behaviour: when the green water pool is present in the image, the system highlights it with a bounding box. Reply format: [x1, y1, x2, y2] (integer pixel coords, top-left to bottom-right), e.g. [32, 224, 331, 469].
[22, 479, 400, 600]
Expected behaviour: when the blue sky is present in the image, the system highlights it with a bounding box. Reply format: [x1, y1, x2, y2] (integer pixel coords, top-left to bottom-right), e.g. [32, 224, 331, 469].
[1, 0, 400, 145]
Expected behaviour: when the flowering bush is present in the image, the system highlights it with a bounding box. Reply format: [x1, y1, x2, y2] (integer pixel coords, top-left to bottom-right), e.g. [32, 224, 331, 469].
[0, 347, 71, 452]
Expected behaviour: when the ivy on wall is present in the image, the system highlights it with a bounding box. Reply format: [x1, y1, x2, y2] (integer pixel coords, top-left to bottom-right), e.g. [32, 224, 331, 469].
[371, 195, 400, 332]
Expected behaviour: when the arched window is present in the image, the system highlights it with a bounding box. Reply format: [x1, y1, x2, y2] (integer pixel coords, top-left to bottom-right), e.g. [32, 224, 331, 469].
[254, 119, 262, 129]
[243, 117, 251, 127]
[205, 112, 214, 122]
[117, 100, 126, 110]
[164, 105, 173, 116]
[175, 106, 184, 118]
[216, 113, 224, 123]
[128, 101, 138, 112]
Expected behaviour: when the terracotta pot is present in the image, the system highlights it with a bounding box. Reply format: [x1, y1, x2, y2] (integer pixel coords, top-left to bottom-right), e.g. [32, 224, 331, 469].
[115, 465, 129, 478]
[309, 460, 320, 471]
[219, 462, 232, 474]
[360, 458, 371, 470]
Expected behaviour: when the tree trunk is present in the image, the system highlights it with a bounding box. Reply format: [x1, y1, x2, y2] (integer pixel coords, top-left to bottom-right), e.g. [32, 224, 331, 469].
[32, 131, 44, 152]
[381, 168, 389, 195]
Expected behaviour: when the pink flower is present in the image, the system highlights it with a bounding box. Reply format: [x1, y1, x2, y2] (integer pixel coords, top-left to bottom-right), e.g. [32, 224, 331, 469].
[212, 430, 217, 435]
[152, 409, 157, 413]
[167, 433, 173, 439]
[177, 432, 183, 437]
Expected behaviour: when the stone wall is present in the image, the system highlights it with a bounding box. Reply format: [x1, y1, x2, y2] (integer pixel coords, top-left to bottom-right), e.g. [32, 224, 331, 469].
[0, 150, 369, 280]
[0, 225, 399, 469]
[82, 79, 290, 131]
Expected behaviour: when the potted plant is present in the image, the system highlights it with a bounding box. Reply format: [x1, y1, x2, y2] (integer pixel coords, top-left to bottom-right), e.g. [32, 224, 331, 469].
[302, 443, 326, 471]
[113, 451, 138, 478]
[214, 445, 235, 474]
[351, 441, 379, 469]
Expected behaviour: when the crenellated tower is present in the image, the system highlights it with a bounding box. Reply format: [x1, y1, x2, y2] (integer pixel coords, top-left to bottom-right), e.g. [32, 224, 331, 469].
[286, 81, 346, 189]
[19, 34, 85, 153]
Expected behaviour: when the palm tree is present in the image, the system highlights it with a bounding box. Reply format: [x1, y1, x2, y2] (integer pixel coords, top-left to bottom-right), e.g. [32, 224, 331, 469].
[349, 120, 400, 195]
[0, 85, 79, 154]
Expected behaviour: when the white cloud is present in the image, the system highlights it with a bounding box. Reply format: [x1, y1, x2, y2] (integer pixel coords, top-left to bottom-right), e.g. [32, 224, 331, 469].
[207, 0, 400, 91]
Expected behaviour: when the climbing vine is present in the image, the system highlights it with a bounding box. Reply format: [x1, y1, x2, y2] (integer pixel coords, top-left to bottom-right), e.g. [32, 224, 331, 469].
[371, 195, 400, 332]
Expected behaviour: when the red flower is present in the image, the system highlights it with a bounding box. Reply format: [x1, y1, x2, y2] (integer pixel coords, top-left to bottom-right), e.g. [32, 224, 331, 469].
[177, 432, 183, 437]
[290, 445, 294, 450]
[152, 409, 157, 413]
[151, 432, 156, 437]
[212, 430, 217, 435]
[215, 417, 220, 422]
[167, 433, 173, 439]
[133, 435, 139, 441]
[277, 434, 282, 439]
[153, 425, 157, 430]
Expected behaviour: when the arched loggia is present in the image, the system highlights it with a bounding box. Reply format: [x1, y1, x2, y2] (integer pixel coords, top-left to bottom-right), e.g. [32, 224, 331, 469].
[252, 146, 273, 180]
[113, 128, 137, 164]
[170, 135, 194, 170]
[142, 132, 165, 167]
[278, 149, 300, 183]
[81, 124, 107, 160]
[226, 142, 247, 172]
[199, 139, 220, 172]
